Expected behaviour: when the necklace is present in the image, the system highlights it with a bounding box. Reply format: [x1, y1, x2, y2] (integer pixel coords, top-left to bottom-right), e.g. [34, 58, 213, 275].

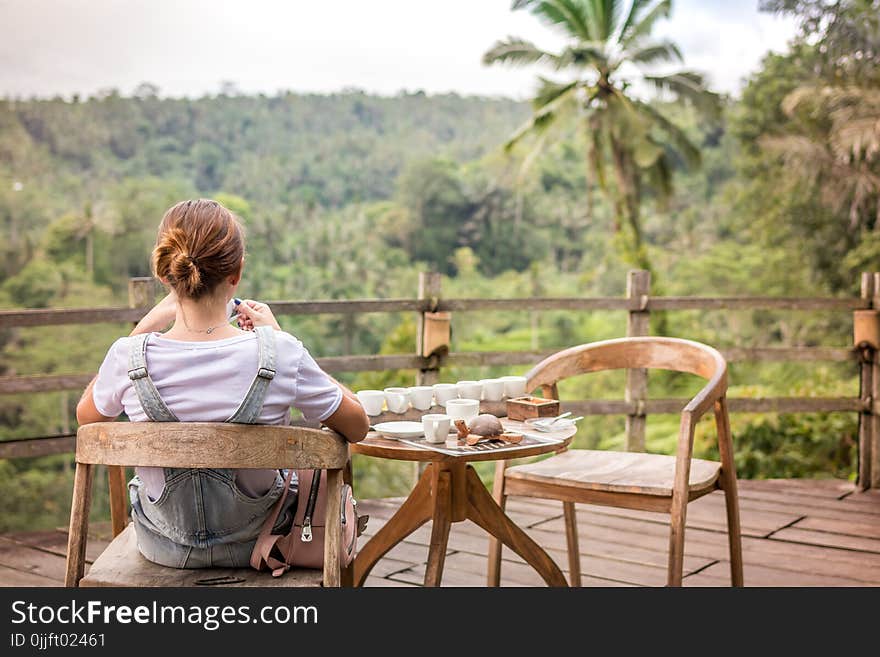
[180, 307, 229, 335]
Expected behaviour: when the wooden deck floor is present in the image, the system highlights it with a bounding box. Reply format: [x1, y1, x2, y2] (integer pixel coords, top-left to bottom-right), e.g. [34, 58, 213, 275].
[2, 479, 879, 587]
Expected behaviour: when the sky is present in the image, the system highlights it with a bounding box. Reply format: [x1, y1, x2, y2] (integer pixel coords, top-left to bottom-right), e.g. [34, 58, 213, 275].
[0, 0, 798, 100]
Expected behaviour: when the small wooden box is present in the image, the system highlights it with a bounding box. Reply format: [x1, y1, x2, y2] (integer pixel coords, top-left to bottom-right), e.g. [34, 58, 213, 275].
[506, 396, 560, 421]
[854, 310, 880, 350]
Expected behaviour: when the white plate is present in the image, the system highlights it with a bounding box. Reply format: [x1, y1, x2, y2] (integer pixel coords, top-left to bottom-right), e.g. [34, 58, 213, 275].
[372, 421, 424, 440]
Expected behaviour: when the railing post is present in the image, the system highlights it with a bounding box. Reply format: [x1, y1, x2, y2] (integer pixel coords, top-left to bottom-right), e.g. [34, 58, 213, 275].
[873, 273, 880, 488]
[416, 272, 444, 387]
[625, 270, 650, 452]
[857, 273, 878, 490]
[414, 272, 444, 483]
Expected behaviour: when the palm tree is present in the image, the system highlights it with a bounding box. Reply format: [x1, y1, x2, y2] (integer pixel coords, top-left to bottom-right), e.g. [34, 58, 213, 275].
[483, 0, 719, 267]
[762, 85, 880, 231]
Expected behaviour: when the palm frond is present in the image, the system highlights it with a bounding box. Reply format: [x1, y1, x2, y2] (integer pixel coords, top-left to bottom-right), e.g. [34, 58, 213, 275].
[643, 71, 720, 117]
[504, 83, 579, 151]
[620, 0, 672, 48]
[619, 0, 661, 41]
[526, 0, 594, 41]
[557, 42, 610, 69]
[533, 78, 580, 110]
[632, 100, 701, 168]
[583, 0, 623, 41]
[482, 37, 561, 67]
[644, 150, 673, 203]
[623, 40, 683, 67]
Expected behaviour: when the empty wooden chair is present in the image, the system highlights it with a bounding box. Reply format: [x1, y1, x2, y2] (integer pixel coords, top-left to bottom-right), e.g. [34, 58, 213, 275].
[65, 422, 351, 587]
[488, 337, 743, 587]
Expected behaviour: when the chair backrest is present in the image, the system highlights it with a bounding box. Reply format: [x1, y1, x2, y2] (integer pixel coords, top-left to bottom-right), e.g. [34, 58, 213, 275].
[526, 337, 727, 413]
[75, 422, 349, 470]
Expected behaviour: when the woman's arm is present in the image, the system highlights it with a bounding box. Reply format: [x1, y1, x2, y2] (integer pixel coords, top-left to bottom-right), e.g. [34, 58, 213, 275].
[76, 292, 179, 426]
[236, 299, 370, 441]
[321, 394, 370, 443]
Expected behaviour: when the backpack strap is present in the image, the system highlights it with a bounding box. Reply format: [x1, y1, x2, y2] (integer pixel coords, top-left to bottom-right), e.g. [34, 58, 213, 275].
[250, 467, 296, 577]
[225, 326, 277, 424]
[128, 333, 178, 422]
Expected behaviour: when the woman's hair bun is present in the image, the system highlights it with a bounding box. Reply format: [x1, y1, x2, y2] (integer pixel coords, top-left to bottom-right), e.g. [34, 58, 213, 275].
[151, 200, 245, 300]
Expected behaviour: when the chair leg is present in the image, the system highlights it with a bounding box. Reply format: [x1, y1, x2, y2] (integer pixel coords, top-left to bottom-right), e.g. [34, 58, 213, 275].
[487, 459, 508, 587]
[715, 396, 744, 587]
[65, 462, 94, 587]
[722, 485, 744, 587]
[667, 493, 687, 587]
[562, 501, 581, 587]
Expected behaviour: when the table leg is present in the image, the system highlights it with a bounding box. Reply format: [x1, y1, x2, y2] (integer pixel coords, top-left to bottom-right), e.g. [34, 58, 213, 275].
[424, 468, 452, 587]
[353, 464, 434, 586]
[464, 466, 568, 587]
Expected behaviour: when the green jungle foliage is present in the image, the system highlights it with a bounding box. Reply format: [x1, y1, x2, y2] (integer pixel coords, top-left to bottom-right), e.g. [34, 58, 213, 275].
[1, 0, 877, 530]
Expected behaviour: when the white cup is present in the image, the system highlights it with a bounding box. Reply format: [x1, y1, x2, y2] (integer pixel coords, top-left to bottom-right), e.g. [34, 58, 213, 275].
[499, 375, 528, 399]
[409, 385, 434, 410]
[422, 413, 452, 443]
[432, 383, 458, 406]
[384, 387, 410, 414]
[456, 380, 483, 400]
[356, 390, 385, 416]
[445, 398, 480, 425]
[480, 378, 505, 402]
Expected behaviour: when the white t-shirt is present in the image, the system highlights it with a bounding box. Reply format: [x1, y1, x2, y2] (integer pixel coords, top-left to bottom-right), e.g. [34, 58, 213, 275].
[92, 330, 343, 500]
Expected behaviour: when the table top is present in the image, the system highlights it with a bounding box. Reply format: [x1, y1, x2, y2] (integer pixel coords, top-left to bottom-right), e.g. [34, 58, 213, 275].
[351, 418, 576, 463]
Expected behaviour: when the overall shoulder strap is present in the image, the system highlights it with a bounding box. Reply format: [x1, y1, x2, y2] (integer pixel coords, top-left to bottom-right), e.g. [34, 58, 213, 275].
[128, 333, 179, 422]
[226, 326, 277, 424]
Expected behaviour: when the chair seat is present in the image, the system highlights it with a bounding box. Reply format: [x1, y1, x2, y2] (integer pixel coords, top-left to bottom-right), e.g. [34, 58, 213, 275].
[505, 449, 722, 497]
[81, 525, 323, 587]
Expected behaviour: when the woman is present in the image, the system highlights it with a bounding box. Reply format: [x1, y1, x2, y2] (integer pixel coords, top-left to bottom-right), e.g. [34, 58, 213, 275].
[75, 199, 369, 568]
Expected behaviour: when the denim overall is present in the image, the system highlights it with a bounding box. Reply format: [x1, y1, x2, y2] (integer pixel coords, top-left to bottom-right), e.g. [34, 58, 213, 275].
[126, 326, 298, 568]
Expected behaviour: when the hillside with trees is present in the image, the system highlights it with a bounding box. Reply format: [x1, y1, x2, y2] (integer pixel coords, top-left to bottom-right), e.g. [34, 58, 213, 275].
[0, 0, 877, 530]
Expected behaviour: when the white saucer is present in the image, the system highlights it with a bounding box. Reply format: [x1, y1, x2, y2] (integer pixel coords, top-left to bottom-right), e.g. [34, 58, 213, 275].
[372, 421, 424, 440]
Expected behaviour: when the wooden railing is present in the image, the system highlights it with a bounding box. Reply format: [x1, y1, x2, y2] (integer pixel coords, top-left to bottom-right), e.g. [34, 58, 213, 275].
[1, 271, 879, 488]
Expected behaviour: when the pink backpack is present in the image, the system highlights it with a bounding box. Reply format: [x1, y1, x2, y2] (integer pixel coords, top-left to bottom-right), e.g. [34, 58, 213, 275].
[250, 468, 367, 577]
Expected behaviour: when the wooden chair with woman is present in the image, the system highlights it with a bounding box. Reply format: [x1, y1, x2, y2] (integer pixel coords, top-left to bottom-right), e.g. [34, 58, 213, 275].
[65, 422, 352, 588]
[488, 336, 744, 587]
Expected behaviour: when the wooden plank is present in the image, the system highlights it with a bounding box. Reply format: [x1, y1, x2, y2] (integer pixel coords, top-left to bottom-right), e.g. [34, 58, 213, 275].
[648, 297, 867, 311]
[2, 529, 109, 563]
[0, 374, 94, 394]
[770, 527, 880, 553]
[0, 307, 145, 328]
[720, 347, 857, 363]
[269, 299, 425, 315]
[557, 492, 803, 538]
[792, 516, 880, 540]
[741, 478, 857, 497]
[81, 526, 323, 587]
[444, 350, 557, 367]
[76, 422, 349, 469]
[438, 298, 632, 312]
[684, 560, 871, 587]
[0, 537, 67, 582]
[0, 435, 76, 458]
[3, 295, 862, 330]
[315, 354, 425, 373]
[363, 576, 419, 587]
[0, 563, 60, 587]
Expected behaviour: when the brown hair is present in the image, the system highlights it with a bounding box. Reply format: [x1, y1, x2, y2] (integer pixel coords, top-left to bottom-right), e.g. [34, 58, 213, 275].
[152, 199, 245, 300]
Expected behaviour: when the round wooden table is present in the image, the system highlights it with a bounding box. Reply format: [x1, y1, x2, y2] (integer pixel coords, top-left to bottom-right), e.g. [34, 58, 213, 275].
[351, 418, 576, 587]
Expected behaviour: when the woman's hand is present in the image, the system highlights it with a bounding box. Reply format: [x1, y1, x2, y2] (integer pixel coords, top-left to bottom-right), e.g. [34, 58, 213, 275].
[235, 299, 281, 331]
[130, 292, 178, 335]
